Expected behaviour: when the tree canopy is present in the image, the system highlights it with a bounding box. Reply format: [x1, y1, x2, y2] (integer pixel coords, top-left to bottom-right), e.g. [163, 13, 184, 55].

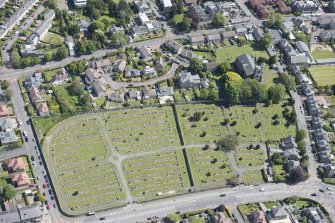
[2, 184, 16, 201]
[217, 134, 239, 152]
[212, 12, 226, 28]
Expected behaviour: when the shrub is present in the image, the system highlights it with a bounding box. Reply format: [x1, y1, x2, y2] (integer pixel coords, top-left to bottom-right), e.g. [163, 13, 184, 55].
[255, 122, 262, 128]
[272, 114, 279, 120]
[252, 108, 259, 114]
[230, 120, 237, 126]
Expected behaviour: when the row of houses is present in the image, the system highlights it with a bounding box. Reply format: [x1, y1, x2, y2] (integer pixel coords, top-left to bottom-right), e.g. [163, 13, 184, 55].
[278, 39, 313, 66]
[26, 10, 55, 45]
[3, 157, 31, 189]
[248, 0, 291, 19]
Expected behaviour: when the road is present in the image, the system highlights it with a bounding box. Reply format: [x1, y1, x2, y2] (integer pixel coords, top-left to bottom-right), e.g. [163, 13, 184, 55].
[9, 79, 60, 223]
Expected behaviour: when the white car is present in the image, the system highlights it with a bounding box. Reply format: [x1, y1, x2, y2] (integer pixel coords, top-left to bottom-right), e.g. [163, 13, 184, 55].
[32, 162, 36, 166]
[42, 170, 46, 175]
[36, 151, 40, 155]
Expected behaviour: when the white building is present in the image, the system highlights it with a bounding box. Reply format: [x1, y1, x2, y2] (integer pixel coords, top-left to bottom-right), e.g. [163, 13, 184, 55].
[138, 13, 150, 25]
[161, 0, 172, 8]
[74, 0, 87, 7]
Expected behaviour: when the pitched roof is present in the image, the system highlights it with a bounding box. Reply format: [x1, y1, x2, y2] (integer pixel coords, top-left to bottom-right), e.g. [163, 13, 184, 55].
[235, 53, 256, 77]
[29, 87, 43, 102]
[95, 59, 112, 69]
[36, 102, 49, 114]
[0, 104, 9, 117]
[10, 172, 30, 187]
[7, 157, 25, 171]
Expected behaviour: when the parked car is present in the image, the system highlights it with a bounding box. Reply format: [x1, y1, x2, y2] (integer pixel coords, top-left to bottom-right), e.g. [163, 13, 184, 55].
[32, 162, 36, 167]
[43, 184, 47, 188]
[311, 193, 317, 196]
[31, 156, 34, 161]
[46, 204, 50, 210]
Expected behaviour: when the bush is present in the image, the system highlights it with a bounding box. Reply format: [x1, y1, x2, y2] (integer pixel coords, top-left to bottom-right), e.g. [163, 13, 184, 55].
[230, 120, 237, 126]
[255, 122, 262, 128]
[252, 108, 259, 114]
[272, 114, 279, 120]
[272, 120, 280, 125]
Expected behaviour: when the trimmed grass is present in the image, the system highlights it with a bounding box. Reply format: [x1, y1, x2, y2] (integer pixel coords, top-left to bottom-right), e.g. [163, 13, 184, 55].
[215, 44, 269, 65]
[238, 203, 261, 220]
[98, 15, 117, 31]
[235, 149, 265, 168]
[43, 33, 64, 46]
[309, 66, 335, 86]
[94, 97, 106, 108]
[311, 49, 335, 59]
[32, 115, 69, 141]
[172, 14, 184, 25]
[296, 200, 310, 209]
[242, 169, 264, 184]
[263, 201, 280, 209]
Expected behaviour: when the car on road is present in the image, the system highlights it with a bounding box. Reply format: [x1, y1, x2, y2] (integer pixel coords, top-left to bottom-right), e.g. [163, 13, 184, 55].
[31, 156, 34, 161]
[43, 183, 47, 188]
[38, 156, 41, 160]
[311, 193, 317, 196]
[43, 192, 46, 196]
[327, 187, 333, 191]
[34, 146, 37, 150]
[50, 196, 54, 200]
[220, 194, 226, 197]
[100, 217, 106, 220]
[36, 176, 40, 180]
[48, 189, 53, 195]
[42, 170, 46, 175]
[319, 189, 325, 193]
[45, 200, 48, 205]
[32, 162, 36, 167]
[46, 204, 50, 210]
[53, 204, 56, 208]
[36, 151, 40, 155]
[260, 188, 265, 192]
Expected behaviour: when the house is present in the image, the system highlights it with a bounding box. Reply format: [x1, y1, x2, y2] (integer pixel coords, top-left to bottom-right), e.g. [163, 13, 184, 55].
[295, 41, 310, 53]
[6, 157, 25, 173]
[301, 83, 314, 97]
[300, 24, 310, 34]
[85, 68, 104, 83]
[77, 19, 90, 32]
[248, 0, 274, 18]
[158, 86, 174, 96]
[110, 25, 125, 35]
[311, 116, 324, 129]
[92, 59, 112, 69]
[292, 17, 304, 27]
[329, 0, 335, 12]
[183, 0, 197, 6]
[210, 211, 231, 223]
[248, 211, 266, 223]
[160, 0, 172, 9]
[142, 66, 155, 76]
[125, 69, 141, 78]
[206, 33, 222, 43]
[323, 165, 335, 178]
[29, 87, 43, 103]
[187, 34, 205, 45]
[190, 5, 211, 22]
[34, 10, 55, 41]
[139, 13, 150, 25]
[113, 60, 127, 73]
[9, 172, 30, 189]
[138, 46, 152, 61]
[51, 68, 69, 86]
[165, 40, 183, 54]
[319, 30, 335, 42]
[220, 31, 236, 40]
[134, 0, 149, 12]
[131, 24, 149, 37]
[0, 202, 43, 222]
[0, 104, 9, 117]
[318, 150, 332, 163]
[278, 39, 297, 58]
[204, 1, 217, 15]
[267, 206, 291, 223]
[235, 27, 248, 35]
[91, 80, 106, 97]
[126, 90, 141, 100]
[277, 0, 291, 14]
[24, 72, 43, 89]
[314, 127, 326, 141]
[280, 21, 294, 33]
[286, 160, 300, 173]
[304, 207, 327, 223]
[316, 139, 329, 152]
[280, 136, 296, 150]
[203, 61, 217, 72]
[105, 90, 124, 103]
[36, 102, 49, 116]
[0, 130, 16, 145]
[235, 53, 262, 80]
[155, 57, 164, 70]
[0, 117, 16, 131]
[177, 71, 208, 89]
[307, 95, 320, 116]
[26, 33, 39, 45]
[142, 88, 157, 99]
[253, 28, 264, 42]
[180, 49, 196, 61]
[20, 46, 44, 58]
[291, 1, 319, 14]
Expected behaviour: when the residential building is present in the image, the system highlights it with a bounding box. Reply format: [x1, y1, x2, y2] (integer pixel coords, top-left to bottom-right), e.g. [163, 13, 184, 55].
[110, 25, 125, 35]
[158, 86, 174, 96]
[29, 87, 43, 103]
[126, 90, 141, 100]
[253, 28, 264, 42]
[286, 160, 300, 173]
[113, 60, 127, 73]
[0, 130, 16, 145]
[311, 116, 324, 129]
[206, 33, 221, 43]
[328, 0, 335, 13]
[266, 206, 291, 223]
[74, 0, 87, 7]
[0, 0, 8, 8]
[280, 21, 294, 33]
[323, 165, 335, 178]
[125, 69, 141, 78]
[51, 68, 69, 86]
[235, 27, 248, 35]
[178, 71, 209, 88]
[248, 0, 272, 18]
[318, 150, 332, 163]
[139, 13, 150, 25]
[190, 5, 211, 22]
[187, 34, 205, 45]
[0, 104, 9, 117]
[26, 10, 55, 44]
[105, 90, 124, 103]
[20, 46, 44, 58]
[142, 88, 157, 99]
[278, 39, 297, 58]
[6, 157, 25, 173]
[291, 1, 319, 14]
[220, 30, 236, 40]
[280, 136, 296, 150]
[134, 0, 149, 12]
[138, 46, 152, 61]
[85, 68, 104, 84]
[92, 59, 112, 69]
[142, 66, 155, 76]
[304, 207, 327, 223]
[91, 80, 106, 97]
[77, 19, 90, 32]
[183, 0, 197, 6]
[155, 57, 164, 70]
[295, 41, 310, 53]
[235, 53, 262, 80]
[161, 0, 172, 8]
[180, 49, 196, 61]
[165, 40, 183, 54]
[36, 102, 49, 116]
[248, 211, 266, 223]
[9, 172, 30, 189]
[65, 36, 76, 56]
[0, 202, 43, 223]
[0, 117, 16, 131]
[204, 1, 217, 16]
[319, 30, 335, 42]
[203, 61, 217, 72]
[277, 0, 291, 14]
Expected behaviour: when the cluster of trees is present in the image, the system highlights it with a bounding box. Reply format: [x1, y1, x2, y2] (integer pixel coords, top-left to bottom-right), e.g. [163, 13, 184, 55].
[0, 80, 13, 100]
[266, 13, 284, 28]
[212, 12, 226, 28]
[216, 134, 239, 152]
[66, 60, 86, 77]
[10, 48, 41, 69]
[0, 184, 16, 201]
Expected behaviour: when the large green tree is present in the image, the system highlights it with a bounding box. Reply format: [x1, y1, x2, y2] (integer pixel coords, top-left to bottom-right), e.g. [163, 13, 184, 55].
[217, 134, 239, 151]
[212, 12, 226, 28]
[2, 184, 16, 201]
[267, 84, 286, 104]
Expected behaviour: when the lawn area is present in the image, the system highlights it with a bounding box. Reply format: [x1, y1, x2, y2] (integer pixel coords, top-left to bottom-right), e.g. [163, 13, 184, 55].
[43, 33, 64, 46]
[235, 148, 265, 168]
[261, 65, 277, 87]
[238, 203, 261, 220]
[94, 97, 106, 108]
[309, 66, 335, 86]
[187, 146, 234, 189]
[325, 96, 335, 105]
[172, 14, 184, 25]
[311, 49, 335, 59]
[215, 44, 269, 65]
[296, 200, 310, 209]
[263, 201, 280, 209]
[98, 15, 117, 30]
[241, 169, 264, 185]
[43, 68, 61, 83]
[32, 115, 69, 141]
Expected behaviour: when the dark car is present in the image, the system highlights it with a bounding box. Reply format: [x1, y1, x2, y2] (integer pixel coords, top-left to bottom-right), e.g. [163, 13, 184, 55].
[43, 192, 46, 196]
[53, 204, 56, 208]
[45, 200, 48, 205]
[100, 217, 106, 220]
[31, 156, 34, 161]
[311, 193, 317, 196]
[319, 189, 325, 193]
[50, 196, 54, 200]
[39, 161, 43, 165]
[48, 189, 53, 195]
[220, 194, 226, 197]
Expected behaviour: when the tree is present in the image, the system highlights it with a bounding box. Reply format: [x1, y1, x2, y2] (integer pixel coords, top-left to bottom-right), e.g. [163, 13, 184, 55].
[2, 184, 16, 201]
[5, 89, 13, 98]
[10, 50, 21, 68]
[278, 73, 295, 92]
[217, 134, 239, 152]
[261, 31, 272, 48]
[268, 55, 278, 65]
[54, 46, 69, 61]
[48, 0, 57, 9]
[212, 12, 226, 28]
[217, 61, 232, 74]
[289, 166, 305, 183]
[223, 72, 243, 83]
[296, 129, 307, 142]
[166, 213, 182, 223]
[267, 84, 286, 104]
[176, 0, 184, 14]
[272, 153, 284, 164]
[227, 176, 239, 186]
[1, 80, 9, 90]
[223, 82, 240, 105]
[110, 32, 128, 48]
[267, 13, 284, 28]
[236, 36, 247, 46]
[44, 51, 53, 62]
[37, 193, 46, 202]
[181, 17, 191, 32]
[68, 79, 83, 96]
[185, 10, 200, 30]
[190, 58, 203, 74]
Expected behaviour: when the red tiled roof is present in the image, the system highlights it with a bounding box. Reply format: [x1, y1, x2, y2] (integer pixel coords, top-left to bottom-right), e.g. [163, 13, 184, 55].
[7, 157, 25, 171]
[0, 104, 9, 117]
[10, 172, 30, 187]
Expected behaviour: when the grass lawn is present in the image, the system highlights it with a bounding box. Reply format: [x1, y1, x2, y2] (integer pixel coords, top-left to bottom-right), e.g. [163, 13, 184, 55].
[296, 200, 310, 209]
[261, 65, 277, 87]
[32, 115, 69, 141]
[43, 33, 64, 46]
[215, 44, 269, 65]
[325, 96, 335, 105]
[94, 97, 106, 108]
[43, 68, 61, 83]
[242, 169, 264, 184]
[311, 49, 335, 59]
[98, 15, 117, 30]
[172, 14, 184, 25]
[263, 201, 280, 209]
[273, 165, 286, 175]
[309, 66, 335, 86]
[238, 203, 260, 220]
